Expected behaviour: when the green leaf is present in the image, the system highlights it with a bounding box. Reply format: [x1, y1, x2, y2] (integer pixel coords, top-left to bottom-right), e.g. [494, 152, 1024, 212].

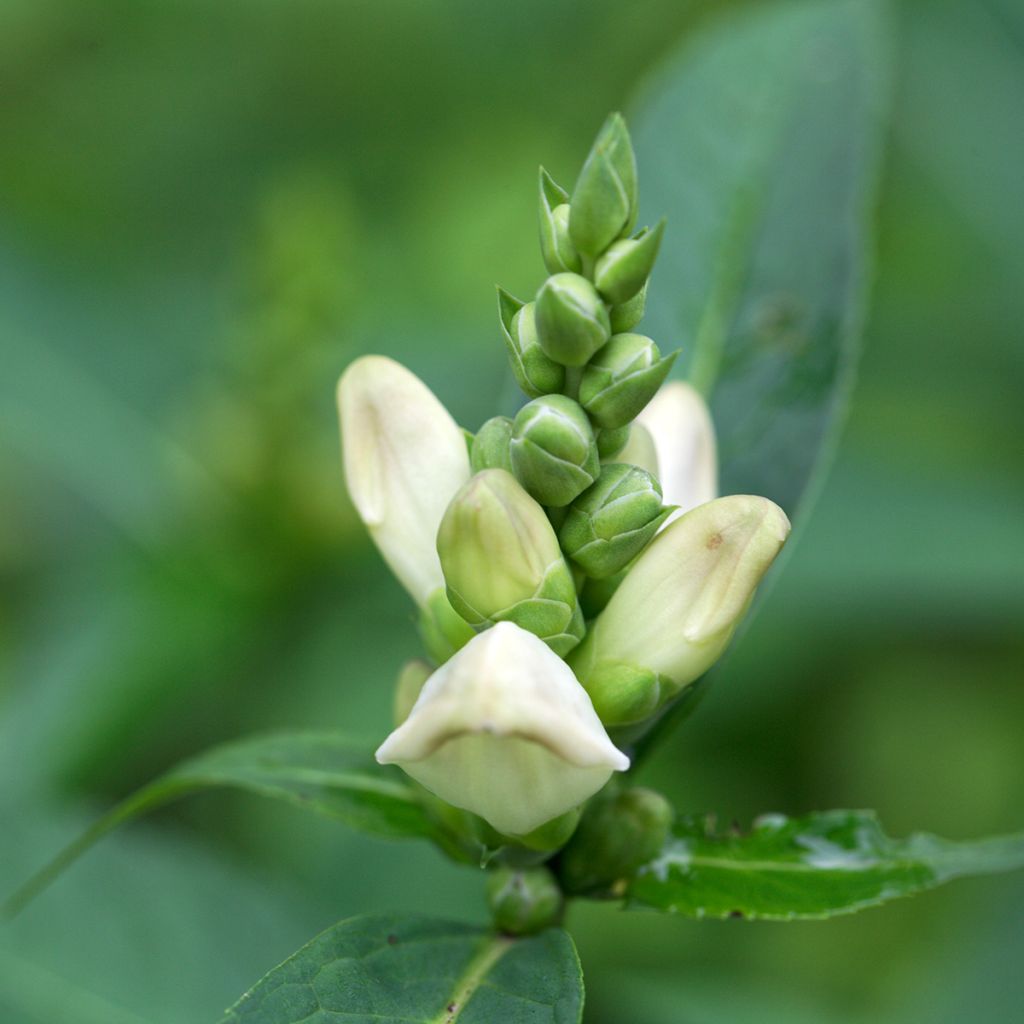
[634, 0, 892, 515]
[627, 810, 1024, 921]
[4, 732, 431, 916]
[626, 0, 892, 759]
[218, 913, 584, 1024]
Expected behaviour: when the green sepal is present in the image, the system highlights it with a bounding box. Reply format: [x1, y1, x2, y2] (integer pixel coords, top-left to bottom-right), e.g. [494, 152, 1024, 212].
[609, 281, 647, 333]
[596, 424, 631, 460]
[558, 786, 673, 896]
[576, 659, 663, 726]
[418, 588, 475, 665]
[569, 112, 638, 259]
[594, 220, 666, 305]
[538, 168, 582, 275]
[580, 335, 678, 430]
[510, 394, 600, 507]
[488, 866, 565, 936]
[471, 415, 514, 474]
[497, 287, 566, 398]
[535, 273, 611, 368]
[578, 569, 625, 619]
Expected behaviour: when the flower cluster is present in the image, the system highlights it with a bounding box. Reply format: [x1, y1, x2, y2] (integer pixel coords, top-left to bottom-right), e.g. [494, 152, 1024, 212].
[337, 115, 790, 847]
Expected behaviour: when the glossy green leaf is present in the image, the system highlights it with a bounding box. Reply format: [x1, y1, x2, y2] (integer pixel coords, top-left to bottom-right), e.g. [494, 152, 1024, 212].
[5, 732, 431, 916]
[627, 810, 1024, 921]
[634, 0, 891, 515]
[626, 0, 892, 759]
[218, 913, 584, 1024]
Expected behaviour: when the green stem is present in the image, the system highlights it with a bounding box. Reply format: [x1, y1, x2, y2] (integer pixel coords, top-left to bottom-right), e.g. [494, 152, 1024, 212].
[432, 935, 515, 1023]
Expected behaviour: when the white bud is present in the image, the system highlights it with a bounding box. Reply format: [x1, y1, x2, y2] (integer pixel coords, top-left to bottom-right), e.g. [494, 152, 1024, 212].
[337, 356, 471, 606]
[376, 622, 629, 836]
[636, 381, 717, 521]
[570, 496, 790, 702]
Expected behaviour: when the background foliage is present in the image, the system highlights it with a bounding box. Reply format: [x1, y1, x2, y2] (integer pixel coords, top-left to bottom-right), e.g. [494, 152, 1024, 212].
[1, 0, 1022, 1021]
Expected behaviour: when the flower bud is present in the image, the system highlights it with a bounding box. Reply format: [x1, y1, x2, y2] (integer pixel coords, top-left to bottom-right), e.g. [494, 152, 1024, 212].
[392, 659, 432, 726]
[609, 281, 647, 333]
[488, 866, 564, 935]
[559, 787, 673, 895]
[579, 334, 677, 430]
[569, 112, 638, 260]
[510, 395, 600, 508]
[594, 220, 665, 306]
[559, 464, 672, 580]
[419, 587, 476, 665]
[569, 496, 791, 724]
[498, 289, 565, 399]
[337, 355, 471, 606]
[470, 416, 514, 474]
[535, 273, 611, 368]
[538, 169, 582, 275]
[637, 380, 718, 518]
[437, 469, 584, 656]
[376, 622, 629, 836]
[596, 424, 630, 460]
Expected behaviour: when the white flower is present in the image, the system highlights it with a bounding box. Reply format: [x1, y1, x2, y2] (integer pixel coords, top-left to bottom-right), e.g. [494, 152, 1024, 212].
[337, 355, 471, 606]
[376, 622, 629, 836]
[636, 380, 717, 520]
[570, 495, 790, 716]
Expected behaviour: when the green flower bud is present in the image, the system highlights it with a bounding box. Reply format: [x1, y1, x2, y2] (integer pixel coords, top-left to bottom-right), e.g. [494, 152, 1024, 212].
[569, 112, 638, 260]
[574, 659, 662, 726]
[535, 273, 611, 368]
[510, 395, 600, 508]
[559, 464, 673, 580]
[471, 416, 514, 474]
[559, 787, 673, 895]
[609, 280, 647, 333]
[419, 587, 476, 666]
[488, 866, 564, 935]
[579, 333, 678, 430]
[594, 220, 665, 305]
[392, 659, 432, 725]
[596, 424, 630, 460]
[538, 169, 581, 275]
[569, 496, 791, 724]
[437, 469, 584, 656]
[497, 288, 565, 399]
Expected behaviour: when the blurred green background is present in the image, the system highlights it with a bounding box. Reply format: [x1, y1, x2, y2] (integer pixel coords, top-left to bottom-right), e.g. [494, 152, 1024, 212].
[1, 0, 1022, 1021]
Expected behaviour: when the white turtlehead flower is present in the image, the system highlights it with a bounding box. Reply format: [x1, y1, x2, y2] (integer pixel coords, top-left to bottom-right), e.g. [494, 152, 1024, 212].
[337, 355, 471, 607]
[376, 622, 629, 836]
[636, 380, 717, 520]
[570, 495, 790, 721]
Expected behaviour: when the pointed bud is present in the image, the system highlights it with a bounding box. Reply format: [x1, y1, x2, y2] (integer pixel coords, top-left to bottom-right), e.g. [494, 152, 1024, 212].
[535, 273, 611, 368]
[609, 280, 647, 333]
[393, 659, 433, 726]
[437, 469, 584, 656]
[538, 169, 582, 275]
[498, 289, 566, 399]
[488, 866, 564, 935]
[559, 787, 673, 895]
[419, 587, 476, 665]
[637, 381, 718, 518]
[559, 464, 673, 580]
[569, 496, 791, 724]
[569, 113, 638, 260]
[376, 622, 629, 836]
[579, 334, 677, 430]
[471, 416, 514, 474]
[510, 395, 600, 508]
[594, 221, 665, 306]
[596, 424, 631, 460]
[337, 356, 471, 606]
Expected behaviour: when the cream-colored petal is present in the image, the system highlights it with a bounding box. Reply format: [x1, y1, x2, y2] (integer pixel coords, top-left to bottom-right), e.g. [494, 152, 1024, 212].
[337, 355, 470, 605]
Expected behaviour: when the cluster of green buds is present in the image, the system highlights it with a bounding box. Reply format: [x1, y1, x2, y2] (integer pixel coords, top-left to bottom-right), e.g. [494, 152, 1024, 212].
[336, 115, 790, 910]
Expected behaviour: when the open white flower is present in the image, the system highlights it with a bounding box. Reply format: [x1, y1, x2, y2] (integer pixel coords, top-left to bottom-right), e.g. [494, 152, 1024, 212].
[337, 355, 471, 607]
[376, 622, 629, 836]
[635, 380, 717, 520]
